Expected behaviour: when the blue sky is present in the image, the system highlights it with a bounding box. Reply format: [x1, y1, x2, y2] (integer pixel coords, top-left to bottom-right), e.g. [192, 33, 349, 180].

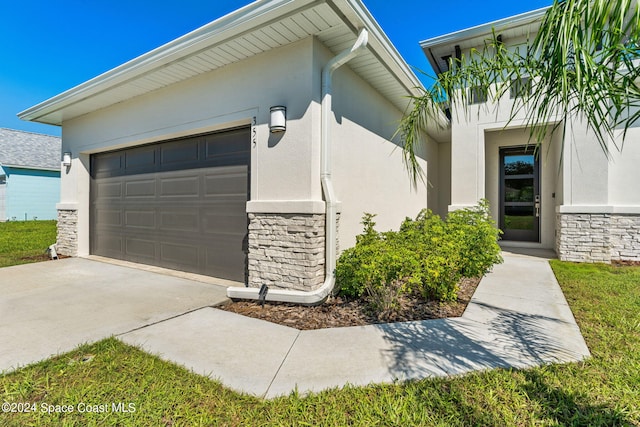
[1, 0, 551, 136]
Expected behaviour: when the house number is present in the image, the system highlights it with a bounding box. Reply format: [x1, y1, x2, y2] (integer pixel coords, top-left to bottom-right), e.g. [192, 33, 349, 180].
[252, 116, 257, 147]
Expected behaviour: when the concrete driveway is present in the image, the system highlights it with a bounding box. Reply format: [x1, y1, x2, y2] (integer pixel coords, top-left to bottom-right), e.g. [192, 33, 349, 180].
[0, 257, 228, 372]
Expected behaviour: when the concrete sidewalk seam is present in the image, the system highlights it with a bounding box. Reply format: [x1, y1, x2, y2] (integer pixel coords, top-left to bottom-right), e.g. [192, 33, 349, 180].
[264, 330, 302, 398]
[115, 305, 217, 338]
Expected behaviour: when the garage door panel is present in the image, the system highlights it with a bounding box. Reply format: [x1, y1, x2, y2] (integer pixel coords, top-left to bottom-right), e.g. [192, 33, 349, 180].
[205, 168, 248, 196]
[95, 209, 122, 227]
[159, 210, 200, 232]
[96, 181, 122, 199]
[91, 126, 249, 282]
[125, 237, 157, 260]
[93, 152, 122, 177]
[205, 235, 247, 278]
[160, 139, 200, 166]
[160, 176, 200, 197]
[125, 179, 156, 198]
[124, 210, 156, 229]
[160, 242, 200, 268]
[94, 234, 124, 256]
[125, 146, 156, 171]
[204, 212, 249, 234]
[205, 132, 249, 158]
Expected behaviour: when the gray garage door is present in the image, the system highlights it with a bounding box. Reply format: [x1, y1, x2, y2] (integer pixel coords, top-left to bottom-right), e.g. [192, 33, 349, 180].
[90, 127, 250, 282]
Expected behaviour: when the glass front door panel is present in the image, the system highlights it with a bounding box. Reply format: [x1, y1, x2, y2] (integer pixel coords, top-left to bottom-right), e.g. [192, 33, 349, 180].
[504, 178, 534, 202]
[504, 206, 535, 230]
[500, 148, 540, 242]
[504, 154, 534, 175]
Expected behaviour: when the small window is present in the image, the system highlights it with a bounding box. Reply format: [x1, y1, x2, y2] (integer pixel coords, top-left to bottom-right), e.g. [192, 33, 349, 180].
[469, 86, 487, 104]
[0, 175, 6, 185]
[510, 77, 531, 99]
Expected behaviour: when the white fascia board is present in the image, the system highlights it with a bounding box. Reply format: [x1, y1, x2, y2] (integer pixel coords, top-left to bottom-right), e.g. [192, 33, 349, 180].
[18, 0, 315, 125]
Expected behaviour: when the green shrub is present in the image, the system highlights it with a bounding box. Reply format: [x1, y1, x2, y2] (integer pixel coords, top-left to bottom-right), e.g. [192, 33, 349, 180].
[394, 209, 462, 301]
[446, 199, 503, 278]
[334, 214, 418, 302]
[335, 200, 503, 314]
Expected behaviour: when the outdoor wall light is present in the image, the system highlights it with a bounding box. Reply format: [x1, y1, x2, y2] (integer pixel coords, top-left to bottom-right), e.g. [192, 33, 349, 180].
[62, 152, 72, 167]
[269, 106, 286, 133]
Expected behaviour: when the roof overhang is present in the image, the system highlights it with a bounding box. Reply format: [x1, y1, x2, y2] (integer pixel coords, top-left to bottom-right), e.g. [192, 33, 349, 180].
[420, 7, 549, 76]
[19, 0, 447, 140]
[0, 164, 60, 172]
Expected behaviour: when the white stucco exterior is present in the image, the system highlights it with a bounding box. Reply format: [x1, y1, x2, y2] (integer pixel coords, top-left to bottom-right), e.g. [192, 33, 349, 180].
[422, 6, 640, 261]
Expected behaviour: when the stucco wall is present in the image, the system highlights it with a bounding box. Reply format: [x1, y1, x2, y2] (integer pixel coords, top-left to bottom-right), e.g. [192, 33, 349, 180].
[62, 38, 319, 256]
[314, 39, 433, 249]
[608, 126, 640, 206]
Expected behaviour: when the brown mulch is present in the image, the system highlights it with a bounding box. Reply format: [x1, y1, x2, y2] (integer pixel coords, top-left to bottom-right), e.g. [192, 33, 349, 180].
[219, 277, 481, 330]
[612, 259, 640, 267]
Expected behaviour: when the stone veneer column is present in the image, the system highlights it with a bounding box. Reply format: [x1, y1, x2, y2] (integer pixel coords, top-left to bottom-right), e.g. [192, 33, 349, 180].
[56, 209, 78, 257]
[556, 212, 640, 263]
[247, 213, 335, 291]
[609, 215, 640, 262]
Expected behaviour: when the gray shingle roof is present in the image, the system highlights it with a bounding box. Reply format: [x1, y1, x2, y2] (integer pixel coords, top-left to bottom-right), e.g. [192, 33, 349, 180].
[0, 128, 61, 171]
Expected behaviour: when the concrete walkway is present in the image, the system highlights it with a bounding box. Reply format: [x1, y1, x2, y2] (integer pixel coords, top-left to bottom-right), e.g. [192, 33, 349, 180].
[120, 250, 591, 398]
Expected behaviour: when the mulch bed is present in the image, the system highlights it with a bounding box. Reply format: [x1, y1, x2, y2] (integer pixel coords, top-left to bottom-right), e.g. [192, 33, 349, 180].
[612, 260, 640, 267]
[219, 277, 481, 330]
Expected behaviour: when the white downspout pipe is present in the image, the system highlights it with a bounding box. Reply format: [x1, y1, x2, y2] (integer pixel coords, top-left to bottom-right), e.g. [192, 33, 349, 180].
[227, 28, 369, 305]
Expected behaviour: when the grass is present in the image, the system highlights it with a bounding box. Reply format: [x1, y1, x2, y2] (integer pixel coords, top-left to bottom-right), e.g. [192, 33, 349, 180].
[0, 221, 57, 268]
[1, 261, 639, 426]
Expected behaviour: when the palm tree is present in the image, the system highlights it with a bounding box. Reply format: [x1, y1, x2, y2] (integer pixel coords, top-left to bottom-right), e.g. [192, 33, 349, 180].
[399, 0, 640, 184]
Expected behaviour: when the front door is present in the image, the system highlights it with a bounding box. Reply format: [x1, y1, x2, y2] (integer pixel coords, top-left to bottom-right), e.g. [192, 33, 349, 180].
[499, 146, 540, 242]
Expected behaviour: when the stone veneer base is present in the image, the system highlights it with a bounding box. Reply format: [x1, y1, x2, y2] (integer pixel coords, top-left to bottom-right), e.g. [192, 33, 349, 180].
[57, 209, 78, 257]
[556, 213, 640, 263]
[248, 213, 335, 292]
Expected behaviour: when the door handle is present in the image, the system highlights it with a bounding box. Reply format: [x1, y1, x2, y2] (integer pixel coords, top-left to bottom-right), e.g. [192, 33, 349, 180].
[535, 194, 540, 217]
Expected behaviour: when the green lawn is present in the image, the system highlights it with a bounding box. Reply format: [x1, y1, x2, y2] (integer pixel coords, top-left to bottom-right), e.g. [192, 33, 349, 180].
[0, 221, 57, 268]
[1, 260, 639, 425]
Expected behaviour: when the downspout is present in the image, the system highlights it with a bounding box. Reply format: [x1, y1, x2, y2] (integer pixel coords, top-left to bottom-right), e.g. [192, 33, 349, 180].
[227, 28, 369, 305]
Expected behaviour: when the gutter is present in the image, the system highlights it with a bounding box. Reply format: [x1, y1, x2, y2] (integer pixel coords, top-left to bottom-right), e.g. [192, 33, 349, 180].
[226, 28, 369, 305]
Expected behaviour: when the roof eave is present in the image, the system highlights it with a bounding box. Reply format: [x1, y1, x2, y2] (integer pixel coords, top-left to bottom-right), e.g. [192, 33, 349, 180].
[419, 7, 549, 76]
[19, 0, 447, 137]
[17, 0, 316, 125]
[0, 164, 60, 172]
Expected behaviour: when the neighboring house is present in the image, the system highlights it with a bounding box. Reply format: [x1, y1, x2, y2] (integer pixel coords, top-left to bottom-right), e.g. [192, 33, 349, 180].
[0, 128, 61, 221]
[18, 1, 639, 302]
[421, 7, 640, 264]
